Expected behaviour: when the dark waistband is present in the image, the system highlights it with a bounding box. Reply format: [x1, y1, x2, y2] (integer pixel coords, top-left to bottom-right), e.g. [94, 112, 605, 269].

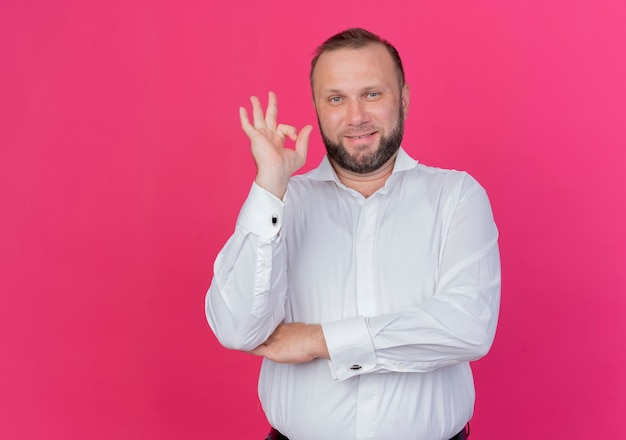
[267, 424, 469, 440]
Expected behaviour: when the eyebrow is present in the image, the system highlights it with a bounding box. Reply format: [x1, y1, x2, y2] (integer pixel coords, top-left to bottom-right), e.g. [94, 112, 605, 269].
[321, 85, 385, 95]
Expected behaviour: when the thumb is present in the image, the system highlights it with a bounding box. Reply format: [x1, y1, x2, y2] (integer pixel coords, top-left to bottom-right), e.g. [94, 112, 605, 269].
[295, 125, 313, 158]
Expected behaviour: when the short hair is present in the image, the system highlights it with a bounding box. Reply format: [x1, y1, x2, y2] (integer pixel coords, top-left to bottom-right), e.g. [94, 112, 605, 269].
[310, 28, 405, 90]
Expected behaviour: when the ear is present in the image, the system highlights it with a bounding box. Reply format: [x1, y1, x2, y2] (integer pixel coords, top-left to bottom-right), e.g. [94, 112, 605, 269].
[401, 83, 410, 119]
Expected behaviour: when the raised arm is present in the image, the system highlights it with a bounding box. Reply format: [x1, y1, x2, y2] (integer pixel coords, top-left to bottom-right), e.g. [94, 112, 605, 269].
[206, 92, 313, 352]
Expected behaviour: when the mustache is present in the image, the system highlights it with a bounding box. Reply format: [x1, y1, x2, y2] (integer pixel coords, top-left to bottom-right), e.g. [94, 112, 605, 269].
[340, 127, 379, 136]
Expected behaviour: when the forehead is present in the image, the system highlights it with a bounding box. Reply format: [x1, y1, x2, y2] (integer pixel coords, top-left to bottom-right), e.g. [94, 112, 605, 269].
[312, 44, 397, 92]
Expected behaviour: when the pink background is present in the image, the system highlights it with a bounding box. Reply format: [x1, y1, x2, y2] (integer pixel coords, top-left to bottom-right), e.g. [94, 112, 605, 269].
[1, 0, 625, 438]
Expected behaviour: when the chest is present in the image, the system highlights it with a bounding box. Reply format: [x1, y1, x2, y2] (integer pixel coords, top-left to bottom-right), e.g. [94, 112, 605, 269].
[283, 189, 452, 321]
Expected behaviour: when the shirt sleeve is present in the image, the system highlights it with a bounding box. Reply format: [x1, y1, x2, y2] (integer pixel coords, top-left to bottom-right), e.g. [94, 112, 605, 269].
[322, 176, 501, 381]
[205, 182, 289, 351]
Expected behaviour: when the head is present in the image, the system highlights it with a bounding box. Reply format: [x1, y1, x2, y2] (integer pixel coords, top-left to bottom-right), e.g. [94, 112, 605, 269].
[310, 28, 405, 92]
[310, 28, 410, 174]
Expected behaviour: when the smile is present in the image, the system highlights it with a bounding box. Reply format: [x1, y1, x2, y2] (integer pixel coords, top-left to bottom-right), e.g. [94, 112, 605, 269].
[345, 131, 377, 140]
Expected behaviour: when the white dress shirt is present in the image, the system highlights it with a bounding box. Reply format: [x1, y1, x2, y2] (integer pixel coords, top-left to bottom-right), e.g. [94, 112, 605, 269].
[206, 148, 501, 440]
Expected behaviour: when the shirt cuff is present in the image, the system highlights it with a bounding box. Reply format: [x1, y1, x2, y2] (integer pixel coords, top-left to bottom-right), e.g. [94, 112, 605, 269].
[322, 316, 378, 381]
[237, 182, 286, 239]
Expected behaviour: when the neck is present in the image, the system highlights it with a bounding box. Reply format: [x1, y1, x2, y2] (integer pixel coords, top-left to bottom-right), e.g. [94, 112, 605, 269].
[330, 152, 398, 198]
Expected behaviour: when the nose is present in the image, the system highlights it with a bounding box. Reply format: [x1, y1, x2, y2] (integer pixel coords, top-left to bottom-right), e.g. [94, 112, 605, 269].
[346, 99, 369, 126]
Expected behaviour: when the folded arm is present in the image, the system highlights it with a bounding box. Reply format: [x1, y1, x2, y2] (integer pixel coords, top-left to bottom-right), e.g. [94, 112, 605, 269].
[322, 181, 501, 380]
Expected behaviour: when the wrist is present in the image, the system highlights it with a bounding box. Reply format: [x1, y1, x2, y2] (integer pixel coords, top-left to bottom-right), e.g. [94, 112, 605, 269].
[309, 324, 330, 360]
[255, 173, 288, 200]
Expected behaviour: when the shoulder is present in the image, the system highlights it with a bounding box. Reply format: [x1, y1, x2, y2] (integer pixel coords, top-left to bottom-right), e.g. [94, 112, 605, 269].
[283, 170, 335, 209]
[406, 163, 486, 198]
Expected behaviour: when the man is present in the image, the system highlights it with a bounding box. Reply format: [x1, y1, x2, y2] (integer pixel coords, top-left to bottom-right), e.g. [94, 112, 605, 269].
[206, 28, 500, 440]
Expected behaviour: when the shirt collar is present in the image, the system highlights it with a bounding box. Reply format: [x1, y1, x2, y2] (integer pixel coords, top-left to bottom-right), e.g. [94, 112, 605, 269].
[306, 147, 418, 183]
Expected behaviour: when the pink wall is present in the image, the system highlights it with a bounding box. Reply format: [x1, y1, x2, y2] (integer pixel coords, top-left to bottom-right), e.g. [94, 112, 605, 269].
[1, 1, 624, 438]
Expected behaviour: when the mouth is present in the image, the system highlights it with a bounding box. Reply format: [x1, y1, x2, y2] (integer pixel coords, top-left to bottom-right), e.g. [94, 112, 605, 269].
[344, 131, 378, 141]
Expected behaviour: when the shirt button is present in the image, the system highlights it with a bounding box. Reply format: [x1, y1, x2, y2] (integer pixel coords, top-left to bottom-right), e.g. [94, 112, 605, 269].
[349, 364, 362, 370]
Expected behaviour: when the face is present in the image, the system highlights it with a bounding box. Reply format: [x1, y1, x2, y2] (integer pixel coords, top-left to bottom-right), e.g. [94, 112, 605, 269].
[312, 43, 410, 174]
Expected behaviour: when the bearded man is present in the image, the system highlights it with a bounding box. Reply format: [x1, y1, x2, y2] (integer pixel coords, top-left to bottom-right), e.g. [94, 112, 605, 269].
[206, 28, 500, 440]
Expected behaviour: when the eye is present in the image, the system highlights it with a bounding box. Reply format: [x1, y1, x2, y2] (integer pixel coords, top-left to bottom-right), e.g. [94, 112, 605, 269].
[366, 92, 380, 99]
[329, 96, 343, 103]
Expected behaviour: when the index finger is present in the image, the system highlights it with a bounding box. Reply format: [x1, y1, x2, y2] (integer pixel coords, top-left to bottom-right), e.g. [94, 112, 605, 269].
[239, 106, 254, 137]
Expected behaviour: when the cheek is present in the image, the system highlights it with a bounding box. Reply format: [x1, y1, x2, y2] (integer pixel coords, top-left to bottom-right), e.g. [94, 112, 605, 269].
[376, 102, 400, 118]
[374, 104, 401, 129]
[318, 110, 343, 134]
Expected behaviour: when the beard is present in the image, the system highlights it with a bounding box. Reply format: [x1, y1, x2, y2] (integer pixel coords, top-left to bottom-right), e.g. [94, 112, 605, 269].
[319, 105, 405, 174]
